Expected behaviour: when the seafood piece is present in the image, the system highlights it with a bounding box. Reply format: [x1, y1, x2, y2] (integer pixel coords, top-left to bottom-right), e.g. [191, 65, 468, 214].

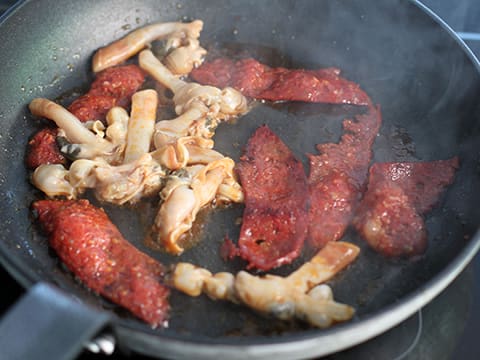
[123, 89, 158, 163]
[152, 136, 223, 170]
[30, 98, 104, 147]
[92, 20, 205, 72]
[32, 153, 166, 205]
[105, 106, 130, 153]
[163, 38, 207, 75]
[93, 153, 166, 204]
[236, 276, 354, 328]
[28, 65, 145, 169]
[234, 242, 359, 320]
[154, 158, 242, 254]
[152, 107, 210, 148]
[172, 241, 359, 328]
[29, 98, 115, 159]
[32, 164, 76, 198]
[139, 49, 248, 147]
[172, 263, 237, 302]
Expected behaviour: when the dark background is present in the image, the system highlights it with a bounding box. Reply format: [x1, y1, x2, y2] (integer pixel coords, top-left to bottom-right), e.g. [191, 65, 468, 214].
[1, 0, 480, 359]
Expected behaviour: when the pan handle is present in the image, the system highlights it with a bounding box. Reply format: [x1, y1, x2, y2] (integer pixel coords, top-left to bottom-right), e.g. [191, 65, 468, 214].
[0, 282, 112, 360]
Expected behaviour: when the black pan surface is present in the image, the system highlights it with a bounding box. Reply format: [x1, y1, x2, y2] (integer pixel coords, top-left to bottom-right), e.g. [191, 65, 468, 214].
[1, 0, 480, 358]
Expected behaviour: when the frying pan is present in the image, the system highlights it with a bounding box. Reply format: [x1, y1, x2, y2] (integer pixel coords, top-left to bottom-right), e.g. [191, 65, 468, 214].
[1, 0, 480, 359]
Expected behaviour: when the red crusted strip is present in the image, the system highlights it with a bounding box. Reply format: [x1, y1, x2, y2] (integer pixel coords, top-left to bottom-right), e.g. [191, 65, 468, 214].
[69, 64, 145, 123]
[307, 105, 382, 249]
[67, 93, 116, 124]
[25, 127, 66, 169]
[353, 158, 459, 257]
[190, 57, 370, 105]
[235, 125, 309, 270]
[32, 199, 170, 327]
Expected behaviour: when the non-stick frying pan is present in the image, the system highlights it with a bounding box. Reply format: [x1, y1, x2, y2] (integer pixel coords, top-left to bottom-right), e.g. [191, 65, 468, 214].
[1, 0, 480, 359]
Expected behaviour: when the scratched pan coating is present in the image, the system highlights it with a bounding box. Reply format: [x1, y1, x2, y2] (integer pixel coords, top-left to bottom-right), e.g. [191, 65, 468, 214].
[0, 0, 480, 358]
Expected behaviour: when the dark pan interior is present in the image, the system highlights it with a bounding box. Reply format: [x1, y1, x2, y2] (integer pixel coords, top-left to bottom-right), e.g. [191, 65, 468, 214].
[1, 0, 480, 357]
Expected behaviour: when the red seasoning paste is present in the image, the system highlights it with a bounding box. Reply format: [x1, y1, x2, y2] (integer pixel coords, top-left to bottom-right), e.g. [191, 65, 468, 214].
[32, 199, 170, 327]
[235, 125, 309, 270]
[307, 105, 382, 250]
[190, 57, 371, 105]
[353, 158, 459, 257]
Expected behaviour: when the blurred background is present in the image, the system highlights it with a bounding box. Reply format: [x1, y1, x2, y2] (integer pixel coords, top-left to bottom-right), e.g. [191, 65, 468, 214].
[0, 0, 479, 359]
